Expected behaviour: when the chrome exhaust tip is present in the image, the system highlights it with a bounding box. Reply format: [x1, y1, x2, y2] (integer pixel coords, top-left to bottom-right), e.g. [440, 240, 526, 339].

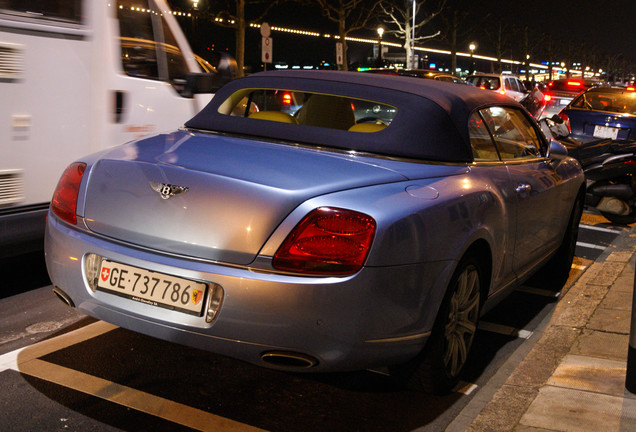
[52, 287, 75, 308]
[260, 351, 318, 369]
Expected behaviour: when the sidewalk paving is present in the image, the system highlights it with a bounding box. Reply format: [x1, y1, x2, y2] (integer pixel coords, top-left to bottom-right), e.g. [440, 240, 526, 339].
[448, 224, 636, 432]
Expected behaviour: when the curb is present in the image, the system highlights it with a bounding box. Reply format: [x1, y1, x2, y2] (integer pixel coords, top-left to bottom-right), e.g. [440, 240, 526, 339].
[446, 223, 636, 432]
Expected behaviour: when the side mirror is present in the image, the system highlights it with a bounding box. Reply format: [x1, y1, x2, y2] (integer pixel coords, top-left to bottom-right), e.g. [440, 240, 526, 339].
[174, 54, 238, 98]
[174, 72, 230, 98]
[539, 116, 570, 139]
[547, 139, 568, 160]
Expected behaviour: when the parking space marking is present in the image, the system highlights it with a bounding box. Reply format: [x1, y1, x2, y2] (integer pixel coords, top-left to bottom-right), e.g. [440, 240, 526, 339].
[455, 382, 478, 395]
[579, 224, 623, 234]
[479, 321, 533, 339]
[516, 286, 560, 298]
[576, 241, 608, 250]
[0, 320, 265, 432]
[18, 359, 265, 432]
[0, 321, 117, 373]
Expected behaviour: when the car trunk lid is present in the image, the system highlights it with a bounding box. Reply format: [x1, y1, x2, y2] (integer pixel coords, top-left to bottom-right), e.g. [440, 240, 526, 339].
[83, 132, 413, 265]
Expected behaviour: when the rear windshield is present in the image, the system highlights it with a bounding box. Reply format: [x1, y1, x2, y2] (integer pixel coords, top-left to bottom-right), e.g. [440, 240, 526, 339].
[467, 76, 501, 91]
[571, 90, 636, 115]
[220, 89, 397, 132]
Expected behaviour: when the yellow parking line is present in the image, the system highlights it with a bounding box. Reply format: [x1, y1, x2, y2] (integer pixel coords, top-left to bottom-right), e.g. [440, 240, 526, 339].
[1, 320, 266, 432]
[19, 359, 265, 432]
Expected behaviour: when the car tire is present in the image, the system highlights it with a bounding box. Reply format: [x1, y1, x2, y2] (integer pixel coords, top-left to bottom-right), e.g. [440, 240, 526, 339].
[537, 192, 584, 291]
[393, 255, 482, 394]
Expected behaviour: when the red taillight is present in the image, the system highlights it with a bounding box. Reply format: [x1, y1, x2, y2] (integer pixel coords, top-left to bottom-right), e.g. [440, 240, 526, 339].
[544, 94, 552, 102]
[282, 92, 292, 105]
[558, 112, 571, 133]
[566, 81, 581, 87]
[273, 207, 376, 275]
[627, 86, 635, 91]
[51, 162, 86, 225]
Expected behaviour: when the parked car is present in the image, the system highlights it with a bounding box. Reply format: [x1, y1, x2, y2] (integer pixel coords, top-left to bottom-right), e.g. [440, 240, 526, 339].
[559, 86, 636, 142]
[540, 78, 601, 119]
[45, 70, 584, 394]
[398, 69, 467, 84]
[466, 73, 527, 101]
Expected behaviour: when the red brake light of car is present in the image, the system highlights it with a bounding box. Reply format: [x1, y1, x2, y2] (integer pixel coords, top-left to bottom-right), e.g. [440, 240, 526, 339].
[627, 86, 635, 91]
[272, 207, 376, 275]
[567, 81, 581, 87]
[544, 94, 552, 102]
[282, 92, 292, 105]
[51, 162, 86, 225]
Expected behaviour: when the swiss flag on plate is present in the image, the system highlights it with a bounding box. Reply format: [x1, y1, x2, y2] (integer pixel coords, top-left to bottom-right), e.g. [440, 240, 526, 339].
[101, 267, 110, 282]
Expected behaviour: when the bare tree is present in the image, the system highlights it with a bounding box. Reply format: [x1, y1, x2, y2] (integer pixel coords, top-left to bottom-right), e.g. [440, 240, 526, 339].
[437, 0, 480, 75]
[482, 22, 514, 74]
[314, 0, 382, 70]
[379, 0, 445, 68]
[211, 0, 285, 77]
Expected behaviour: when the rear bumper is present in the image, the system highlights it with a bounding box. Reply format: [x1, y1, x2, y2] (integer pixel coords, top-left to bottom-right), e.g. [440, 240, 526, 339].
[45, 214, 454, 372]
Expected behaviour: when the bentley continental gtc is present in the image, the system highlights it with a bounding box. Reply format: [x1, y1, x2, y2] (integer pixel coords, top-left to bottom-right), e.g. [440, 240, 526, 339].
[45, 70, 585, 393]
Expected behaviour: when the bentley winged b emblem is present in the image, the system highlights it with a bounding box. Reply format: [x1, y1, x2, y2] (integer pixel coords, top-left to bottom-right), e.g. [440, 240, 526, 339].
[149, 182, 189, 200]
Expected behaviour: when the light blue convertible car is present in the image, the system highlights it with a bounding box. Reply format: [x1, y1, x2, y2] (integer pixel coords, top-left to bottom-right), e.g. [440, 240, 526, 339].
[45, 70, 584, 393]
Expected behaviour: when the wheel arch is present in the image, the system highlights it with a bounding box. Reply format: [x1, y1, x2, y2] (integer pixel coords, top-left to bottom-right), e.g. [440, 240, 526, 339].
[461, 239, 493, 306]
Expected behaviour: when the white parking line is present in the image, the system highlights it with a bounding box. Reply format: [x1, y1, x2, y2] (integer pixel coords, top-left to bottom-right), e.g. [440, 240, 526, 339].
[579, 224, 622, 234]
[576, 241, 607, 251]
[479, 321, 533, 340]
[516, 286, 560, 298]
[0, 321, 265, 432]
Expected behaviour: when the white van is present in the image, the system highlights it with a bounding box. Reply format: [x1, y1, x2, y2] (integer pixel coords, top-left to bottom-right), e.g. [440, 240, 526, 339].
[0, 0, 233, 257]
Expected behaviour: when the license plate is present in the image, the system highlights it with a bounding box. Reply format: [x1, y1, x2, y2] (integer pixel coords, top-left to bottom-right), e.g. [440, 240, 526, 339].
[594, 125, 619, 139]
[97, 260, 207, 316]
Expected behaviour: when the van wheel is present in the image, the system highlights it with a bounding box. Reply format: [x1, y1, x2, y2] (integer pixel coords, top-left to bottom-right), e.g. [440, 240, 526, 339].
[394, 255, 482, 394]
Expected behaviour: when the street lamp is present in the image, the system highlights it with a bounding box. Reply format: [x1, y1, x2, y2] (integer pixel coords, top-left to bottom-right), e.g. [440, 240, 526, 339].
[469, 43, 476, 74]
[377, 27, 384, 67]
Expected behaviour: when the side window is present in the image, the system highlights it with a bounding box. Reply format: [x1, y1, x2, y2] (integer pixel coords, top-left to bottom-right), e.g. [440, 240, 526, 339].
[118, 0, 159, 80]
[118, 0, 189, 84]
[0, 0, 83, 25]
[468, 112, 500, 161]
[479, 107, 544, 160]
[504, 78, 513, 91]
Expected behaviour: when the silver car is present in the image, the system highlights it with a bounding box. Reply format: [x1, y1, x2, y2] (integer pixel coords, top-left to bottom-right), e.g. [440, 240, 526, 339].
[45, 70, 584, 393]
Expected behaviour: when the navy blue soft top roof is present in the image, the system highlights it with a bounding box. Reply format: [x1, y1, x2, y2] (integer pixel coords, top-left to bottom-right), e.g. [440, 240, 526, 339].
[185, 70, 522, 162]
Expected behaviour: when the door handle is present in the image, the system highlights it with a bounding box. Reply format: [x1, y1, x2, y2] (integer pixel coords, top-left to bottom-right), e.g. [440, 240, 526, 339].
[515, 184, 532, 194]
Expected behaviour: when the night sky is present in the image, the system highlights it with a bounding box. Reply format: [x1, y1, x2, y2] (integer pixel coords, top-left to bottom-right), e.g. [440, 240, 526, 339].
[168, 0, 635, 67]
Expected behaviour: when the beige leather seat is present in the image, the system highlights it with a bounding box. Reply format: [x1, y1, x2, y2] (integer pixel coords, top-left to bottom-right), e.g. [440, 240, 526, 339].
[348, 123, 387, 133]
[295, 95, 355, 130]
[248, 111, 299, 124]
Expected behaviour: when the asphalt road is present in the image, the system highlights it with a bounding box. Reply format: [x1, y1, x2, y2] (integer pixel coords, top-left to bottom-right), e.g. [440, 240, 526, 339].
[0, 211, 629, 432]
